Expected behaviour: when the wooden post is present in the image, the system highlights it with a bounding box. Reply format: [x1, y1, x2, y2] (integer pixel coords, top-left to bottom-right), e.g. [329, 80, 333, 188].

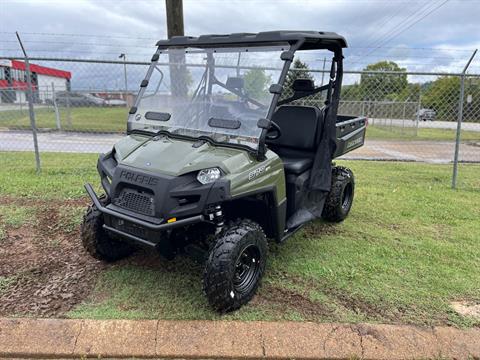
[165, 0, 184, 38]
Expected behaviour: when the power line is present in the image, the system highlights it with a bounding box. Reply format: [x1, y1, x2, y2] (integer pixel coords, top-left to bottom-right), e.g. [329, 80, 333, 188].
[362, 0, 451, 56]
[0, 48, 153, 56]
[356, 0, 439, 53]
[0, 31, 163, 41]
[1, 38, 472, 53]
[0, 39, 156, 48]
[354, 1, 417, 50]
[372, 2, 407, 30]
[299, 52, 469, 60]
[348, 46, 473, 52]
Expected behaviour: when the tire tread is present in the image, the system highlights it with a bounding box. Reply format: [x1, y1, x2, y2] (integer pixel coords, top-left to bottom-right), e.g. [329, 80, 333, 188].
[322, 166, 355, 222]
[203, 219, 267, 312]
[80, 195, 135, 262]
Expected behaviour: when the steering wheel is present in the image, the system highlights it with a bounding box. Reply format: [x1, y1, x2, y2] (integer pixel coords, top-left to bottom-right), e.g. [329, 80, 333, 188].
[265, 121, 282, 141]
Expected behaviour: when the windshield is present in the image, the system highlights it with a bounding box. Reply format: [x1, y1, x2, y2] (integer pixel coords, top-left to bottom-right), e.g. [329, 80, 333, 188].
[128, 45, 288, 150]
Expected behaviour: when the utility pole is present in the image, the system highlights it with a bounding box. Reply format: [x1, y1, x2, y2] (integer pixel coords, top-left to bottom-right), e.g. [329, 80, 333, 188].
[165, 0, 186, 97]
[165, 0, 184, 38]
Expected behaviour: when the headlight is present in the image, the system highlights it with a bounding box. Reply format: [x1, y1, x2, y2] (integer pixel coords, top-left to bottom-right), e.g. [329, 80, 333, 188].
[197, 168, 221, 184]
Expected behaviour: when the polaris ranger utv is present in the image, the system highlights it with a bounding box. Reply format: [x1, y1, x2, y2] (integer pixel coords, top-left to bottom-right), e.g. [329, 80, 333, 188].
[81, 31, 366, 312]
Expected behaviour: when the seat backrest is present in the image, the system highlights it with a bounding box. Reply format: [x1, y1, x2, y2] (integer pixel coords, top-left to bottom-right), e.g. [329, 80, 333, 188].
[267, 105, 321, 151]
[292, 79, 315, 93]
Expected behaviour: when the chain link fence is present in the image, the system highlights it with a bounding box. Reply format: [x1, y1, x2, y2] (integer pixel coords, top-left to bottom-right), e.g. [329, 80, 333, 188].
[0, 56, 478, 188]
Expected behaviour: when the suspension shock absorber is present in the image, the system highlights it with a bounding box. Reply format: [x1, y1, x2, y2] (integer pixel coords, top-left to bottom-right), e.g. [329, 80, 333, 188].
[207, 204, 224, 234]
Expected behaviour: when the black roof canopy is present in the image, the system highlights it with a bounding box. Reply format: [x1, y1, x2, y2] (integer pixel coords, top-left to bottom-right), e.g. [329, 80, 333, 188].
[156, 31, 347, 50]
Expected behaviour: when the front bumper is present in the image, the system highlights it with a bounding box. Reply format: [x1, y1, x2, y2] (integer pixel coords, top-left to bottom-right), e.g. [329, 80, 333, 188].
[85, 183, 206, 248]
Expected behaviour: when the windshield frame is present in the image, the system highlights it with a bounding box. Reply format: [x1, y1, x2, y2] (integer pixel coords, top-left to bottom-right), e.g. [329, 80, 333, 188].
[128, 40, 308, 158]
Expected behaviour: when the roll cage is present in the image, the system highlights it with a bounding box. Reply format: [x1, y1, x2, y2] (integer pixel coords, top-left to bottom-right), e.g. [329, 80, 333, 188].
[128, 31, 347, 160]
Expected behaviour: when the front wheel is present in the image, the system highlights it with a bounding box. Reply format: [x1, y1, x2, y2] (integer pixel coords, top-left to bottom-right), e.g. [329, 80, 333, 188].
[322, 166, 355, 223]
[80, 195, 135, 262]
[203, 219, 267, 312]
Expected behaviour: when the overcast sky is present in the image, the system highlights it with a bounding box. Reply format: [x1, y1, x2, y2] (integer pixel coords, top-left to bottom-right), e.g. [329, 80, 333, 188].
[1, 0, 479, 89]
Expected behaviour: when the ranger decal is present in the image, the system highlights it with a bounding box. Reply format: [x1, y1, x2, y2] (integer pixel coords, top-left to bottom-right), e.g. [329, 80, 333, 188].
[346, 137, 363, 149]
[248, 165, 269, 181]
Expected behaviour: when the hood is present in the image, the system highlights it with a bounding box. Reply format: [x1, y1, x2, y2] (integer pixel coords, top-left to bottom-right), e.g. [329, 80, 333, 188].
[114, 134, 255, 177]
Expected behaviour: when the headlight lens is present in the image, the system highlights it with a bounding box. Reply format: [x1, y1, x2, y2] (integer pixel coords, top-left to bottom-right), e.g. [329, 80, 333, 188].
[197, 167, 221, 184]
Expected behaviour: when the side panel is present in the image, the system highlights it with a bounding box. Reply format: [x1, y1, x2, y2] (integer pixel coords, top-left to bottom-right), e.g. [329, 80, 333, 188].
[228, 150, 286, 206]
[227, 150, 286, 241]
[334, 116, 367, 157]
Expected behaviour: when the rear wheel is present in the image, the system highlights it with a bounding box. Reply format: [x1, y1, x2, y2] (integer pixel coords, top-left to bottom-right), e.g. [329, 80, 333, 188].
[80, 195, 135, 262]
[203, 219, 267, 312]
[322, 166, 355, 222]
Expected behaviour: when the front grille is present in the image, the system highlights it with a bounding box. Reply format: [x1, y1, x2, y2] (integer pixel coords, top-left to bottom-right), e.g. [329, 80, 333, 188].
[114, 188, 155, 216]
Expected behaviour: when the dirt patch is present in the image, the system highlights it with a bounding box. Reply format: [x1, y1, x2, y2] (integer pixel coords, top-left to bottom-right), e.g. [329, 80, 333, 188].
[451, 301, 480, 320]
[325, 287, 393, 321]
[302, 221, 340, 238]
[253, 283, 335, 320]
[0, 202, 105, 317]
[267, 270, 401, 323]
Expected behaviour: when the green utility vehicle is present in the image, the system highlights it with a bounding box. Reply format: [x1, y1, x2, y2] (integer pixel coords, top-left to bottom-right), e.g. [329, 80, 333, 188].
[81, 31, 366, 312]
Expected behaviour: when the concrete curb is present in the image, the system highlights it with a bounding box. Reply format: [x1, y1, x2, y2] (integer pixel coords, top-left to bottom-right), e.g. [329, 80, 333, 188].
[0, 318, 479, 359]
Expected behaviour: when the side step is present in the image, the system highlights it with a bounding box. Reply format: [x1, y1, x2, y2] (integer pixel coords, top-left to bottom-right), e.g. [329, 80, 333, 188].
[280, 224, 305, 243]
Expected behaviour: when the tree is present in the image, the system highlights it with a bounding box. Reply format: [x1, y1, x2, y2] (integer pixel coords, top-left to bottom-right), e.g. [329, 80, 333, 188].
[420, 76, 480, 122]
[390, 83, 421, 102]
[284, 58, 314, 94]
[360, 61, 408, 101]
[341, 83, 362, 101]
[243, 68, 271, 100]
[422, 76, 460, 121]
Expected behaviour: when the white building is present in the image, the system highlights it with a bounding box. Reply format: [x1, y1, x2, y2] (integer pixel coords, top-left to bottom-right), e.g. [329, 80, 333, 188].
[0, 59, 71, 104]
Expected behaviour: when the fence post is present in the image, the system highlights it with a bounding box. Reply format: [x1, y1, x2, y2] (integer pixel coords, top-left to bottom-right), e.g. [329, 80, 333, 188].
[66, 91, 72, 129]
[15, 32, 41, 173]
[120, 53, 129, 109]
[452, 49, 477, 189]
[414, 90, 422, 137]
[52, 82, 61, 130]
[389, 102, 393, 132]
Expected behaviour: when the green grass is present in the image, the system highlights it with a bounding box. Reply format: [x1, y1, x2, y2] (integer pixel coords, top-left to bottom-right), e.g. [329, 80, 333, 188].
[0, 152, 98, 199]
[366, 125, 480, 142]
[1, 152, 479, 326]
[0, 107, 126, 132]
[57, 205, 87, 233]
[0, 276, 15, 294]
[0, 204, 37, 242]
[68, 260, 278, 321]
[0, 205, 37, 228]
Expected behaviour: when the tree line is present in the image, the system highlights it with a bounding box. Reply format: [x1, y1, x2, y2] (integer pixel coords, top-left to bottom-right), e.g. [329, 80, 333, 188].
[241, 59, 479, 122]
[341, 61, 480, 122]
